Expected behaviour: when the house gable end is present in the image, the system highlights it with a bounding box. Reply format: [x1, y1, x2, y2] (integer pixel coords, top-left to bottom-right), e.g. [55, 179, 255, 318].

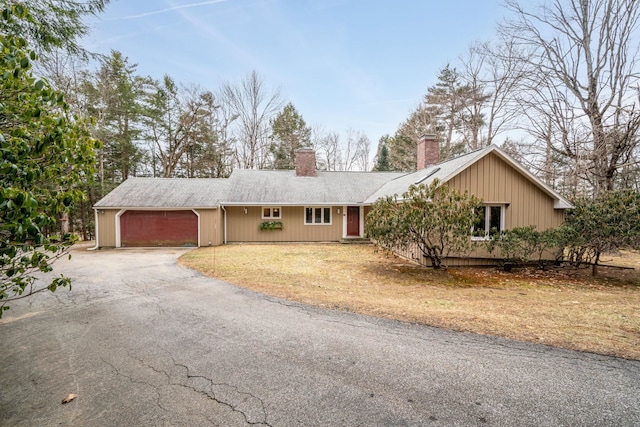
[445, 152, 566, 230]
[429, 146, 572, 210]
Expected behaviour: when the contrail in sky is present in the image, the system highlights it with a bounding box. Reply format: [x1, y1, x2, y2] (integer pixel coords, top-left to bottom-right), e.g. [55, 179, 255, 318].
[114, 0, 228, 20]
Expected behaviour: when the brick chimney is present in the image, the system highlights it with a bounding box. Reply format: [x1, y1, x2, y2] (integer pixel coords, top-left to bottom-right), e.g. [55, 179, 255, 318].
[295, 148, 316, 176]
[417, 134, 439, 170]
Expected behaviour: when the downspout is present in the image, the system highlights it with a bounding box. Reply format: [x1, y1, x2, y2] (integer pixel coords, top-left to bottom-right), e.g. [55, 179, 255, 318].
[220, 205, 227, 244]
[88, 208, 100, 250]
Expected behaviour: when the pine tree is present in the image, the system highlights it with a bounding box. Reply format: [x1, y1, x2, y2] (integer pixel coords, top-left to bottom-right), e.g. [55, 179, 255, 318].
[269, 102, 311, 169]
[373, 136, 392, 171]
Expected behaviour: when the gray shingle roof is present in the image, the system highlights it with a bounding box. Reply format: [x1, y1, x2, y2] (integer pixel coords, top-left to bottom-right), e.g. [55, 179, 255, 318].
[364, 148, 488, 203]
[364, 145, 572, 209]
[93, 145, 571, 210]
[222, 169, 405, 205]
[93, 178, 229, 208]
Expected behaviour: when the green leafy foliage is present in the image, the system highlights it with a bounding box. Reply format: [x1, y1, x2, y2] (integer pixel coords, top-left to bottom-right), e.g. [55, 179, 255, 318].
[366, 179, 482, 269]
[81, 50, 144, 182]
[558, 189, 640, 272]
[0, 5, 98, 316]
[2, 0, 110, 59]
[485, 226, 561, 268]
[269, 102, 311, 169]
[258, 221, 283, 231]
[372, 136, 392, 171]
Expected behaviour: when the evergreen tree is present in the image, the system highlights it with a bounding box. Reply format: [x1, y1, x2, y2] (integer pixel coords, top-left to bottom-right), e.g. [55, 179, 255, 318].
[387, 105, 436, 172]
[2, 0, 110, 59]
[269, 102, 311, 169]
[373, 136, 392, 171]
[423, 64, 487, 159]
[80, 51, 144, 185]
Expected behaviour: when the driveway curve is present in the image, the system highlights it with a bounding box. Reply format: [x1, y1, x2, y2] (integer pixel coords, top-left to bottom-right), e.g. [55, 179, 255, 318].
[0, 248, 638, 426]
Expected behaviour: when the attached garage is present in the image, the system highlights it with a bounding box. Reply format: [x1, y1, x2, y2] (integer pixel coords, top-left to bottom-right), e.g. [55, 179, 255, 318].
[93, 178, 228, 249]
[119, 210, 198, 247]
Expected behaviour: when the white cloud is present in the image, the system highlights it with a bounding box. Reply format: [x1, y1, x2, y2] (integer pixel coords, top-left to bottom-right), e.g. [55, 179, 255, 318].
[112, 0, 229, 20]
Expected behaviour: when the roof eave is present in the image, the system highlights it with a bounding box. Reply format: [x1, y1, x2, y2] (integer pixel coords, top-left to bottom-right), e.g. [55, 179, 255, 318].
[434, 145, 573, 210]
[93, 205, 220, 210]
[554, 200, 574, 209]
[220, 201, 370, 206]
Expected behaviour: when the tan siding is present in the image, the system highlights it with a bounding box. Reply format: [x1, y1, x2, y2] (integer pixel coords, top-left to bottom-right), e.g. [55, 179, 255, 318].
[402, 152, 568, 266]
[226, 206, 343, 242]
[215, 208, 225, 245]
[195, 209, 222, 246]
[447, 153, 564, 231]
[97, 209, 118, 247]
[98, 208, 224, 248]
[391, 240, 502, 268]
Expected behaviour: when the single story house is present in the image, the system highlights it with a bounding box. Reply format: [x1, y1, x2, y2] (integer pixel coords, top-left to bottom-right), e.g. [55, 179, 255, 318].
[93, 136, 572, 266]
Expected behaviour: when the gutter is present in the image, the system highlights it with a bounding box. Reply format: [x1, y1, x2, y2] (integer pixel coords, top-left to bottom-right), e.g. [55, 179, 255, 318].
[88, 208, 100, 250]
[219, 201, 366, 206]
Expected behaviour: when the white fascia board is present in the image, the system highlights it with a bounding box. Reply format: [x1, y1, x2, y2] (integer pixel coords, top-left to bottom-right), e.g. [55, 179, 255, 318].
[488, 145, 574, 209]
[430, 145, 572, 210]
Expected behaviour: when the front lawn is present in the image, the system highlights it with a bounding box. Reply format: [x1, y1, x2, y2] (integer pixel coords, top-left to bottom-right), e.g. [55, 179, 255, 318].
[180, 244, 640, 359]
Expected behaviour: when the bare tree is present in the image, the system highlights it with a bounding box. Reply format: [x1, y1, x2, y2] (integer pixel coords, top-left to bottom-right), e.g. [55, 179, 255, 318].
[220, 70, 283, 169]
[501, 0, 640, 196]
[312, 126, 340, 171]
[457, 46, 489, 150]
[313, 128, 373, 172]
[459, 39, 524, 148]
[35, 49, 86, 108]
[210, 97, 239, 177]
[357, 134, 372, 171]
[338, 128, 361, 171]
[352, 129, 372, 171]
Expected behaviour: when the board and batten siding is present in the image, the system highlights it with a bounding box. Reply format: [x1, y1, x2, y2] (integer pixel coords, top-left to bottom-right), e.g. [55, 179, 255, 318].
[96, 209, 118, 247]
[447, 152, 565, 230]
[389, 152, 567, 267]
[96, 208, 222, 248]
[226, 206, 342, 242]
[196, 208, 223, 246]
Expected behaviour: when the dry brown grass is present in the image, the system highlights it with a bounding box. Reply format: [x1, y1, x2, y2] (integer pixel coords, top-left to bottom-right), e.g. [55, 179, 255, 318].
[179, 244, 640, 360]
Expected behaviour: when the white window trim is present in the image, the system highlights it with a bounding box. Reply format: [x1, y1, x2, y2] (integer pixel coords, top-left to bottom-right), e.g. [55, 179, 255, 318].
[471, 204, 505, 241]
[262, 206, 282, 219]
[304, 206, 332, 225]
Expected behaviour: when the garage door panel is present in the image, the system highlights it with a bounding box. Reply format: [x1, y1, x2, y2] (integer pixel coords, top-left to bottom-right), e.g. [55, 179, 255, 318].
[121, 211, 198, 247]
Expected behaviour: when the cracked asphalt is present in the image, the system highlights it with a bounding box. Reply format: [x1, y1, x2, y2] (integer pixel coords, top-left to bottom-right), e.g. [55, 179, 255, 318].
[0, 247, 639, 426]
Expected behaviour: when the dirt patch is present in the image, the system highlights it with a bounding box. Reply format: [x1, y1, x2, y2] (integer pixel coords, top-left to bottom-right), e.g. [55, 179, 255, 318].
[180, 244, 640, 360]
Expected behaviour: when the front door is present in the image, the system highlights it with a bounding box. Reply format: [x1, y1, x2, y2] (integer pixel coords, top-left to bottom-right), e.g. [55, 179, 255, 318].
[347, 206, 360, 236]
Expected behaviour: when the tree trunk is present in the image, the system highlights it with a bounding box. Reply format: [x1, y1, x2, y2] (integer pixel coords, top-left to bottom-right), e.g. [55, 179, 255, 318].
[592, 251, 601, 276]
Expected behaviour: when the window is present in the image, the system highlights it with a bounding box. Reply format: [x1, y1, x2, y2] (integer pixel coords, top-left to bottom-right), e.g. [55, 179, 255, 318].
[472, 205, 504, 239]
[305, 207, 331, 225]
[262, 207, 281, 219]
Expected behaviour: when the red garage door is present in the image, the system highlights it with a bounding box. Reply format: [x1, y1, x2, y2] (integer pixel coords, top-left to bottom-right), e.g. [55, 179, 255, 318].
[120, 210, 198, 247]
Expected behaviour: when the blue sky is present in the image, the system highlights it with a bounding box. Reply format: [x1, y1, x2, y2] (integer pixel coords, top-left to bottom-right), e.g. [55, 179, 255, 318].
[83, 0, 507, 145]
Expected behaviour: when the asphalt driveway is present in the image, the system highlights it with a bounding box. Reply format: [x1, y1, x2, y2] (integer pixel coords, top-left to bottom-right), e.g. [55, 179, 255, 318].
[0, 247, 638, 426]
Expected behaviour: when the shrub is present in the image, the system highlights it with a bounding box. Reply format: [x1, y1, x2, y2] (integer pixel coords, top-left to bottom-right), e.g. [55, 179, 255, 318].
[366, 180, 482, 270]
[486, 226, 560, 269]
